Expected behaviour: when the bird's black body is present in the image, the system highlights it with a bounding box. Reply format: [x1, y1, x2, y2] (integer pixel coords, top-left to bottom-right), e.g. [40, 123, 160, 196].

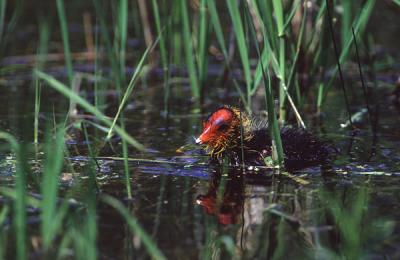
[230, 126, 331, 170]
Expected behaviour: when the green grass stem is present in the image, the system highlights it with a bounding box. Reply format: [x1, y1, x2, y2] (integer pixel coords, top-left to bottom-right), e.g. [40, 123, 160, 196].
[35, 70, 144, 151]
[102, 195, 166, 260]
[0, 132, 26, 260]
[106, 38, 159, 139]
[41, 127, 66, 249]
[180, 0, 200, 100]
[226, 0, 252, 106]
[244, 2, 284, 166]
[56, 0, 74, 86]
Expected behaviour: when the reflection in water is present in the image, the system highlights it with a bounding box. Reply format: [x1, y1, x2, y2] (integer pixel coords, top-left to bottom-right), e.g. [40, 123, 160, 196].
[196, 169, 244, 225]
[195, 167, 396, 259]
[196, 168, 316, 258]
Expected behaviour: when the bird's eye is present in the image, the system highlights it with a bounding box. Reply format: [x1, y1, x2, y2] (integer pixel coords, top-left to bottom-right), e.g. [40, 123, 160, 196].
[217, 123, 229, 131]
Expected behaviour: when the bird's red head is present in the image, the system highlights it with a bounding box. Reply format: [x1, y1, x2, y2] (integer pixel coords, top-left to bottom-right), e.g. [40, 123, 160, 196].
[196, 106, 249, 157]
[196, 107, 234, 145]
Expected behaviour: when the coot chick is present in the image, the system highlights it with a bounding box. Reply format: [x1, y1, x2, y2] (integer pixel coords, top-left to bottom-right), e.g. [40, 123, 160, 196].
[195, 106, 332, 170]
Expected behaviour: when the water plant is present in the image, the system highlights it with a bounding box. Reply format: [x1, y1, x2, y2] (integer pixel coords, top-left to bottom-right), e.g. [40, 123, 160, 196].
[0, 0, 398, 259]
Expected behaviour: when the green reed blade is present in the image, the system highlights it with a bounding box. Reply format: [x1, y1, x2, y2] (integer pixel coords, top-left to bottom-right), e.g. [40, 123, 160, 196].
[41, 127, 65, 249]
[106, 37, 159, 139]
[281, 2, 307, 128]
[118, 0, 128, 78]
[226, 0, 252, 105]
[319, 0, 376, 108]
[0, 0, 6, 43]
[341, 0, 353, 48]
[151, 0, 170, 113]
[244, 2, 284, 166]
[34, 19, 49, 144]
[197, 0, 208, 85]
[180, 0, 200, 99]
[271, 0, 287, 120]
[102, 195, 166, 260]
[272, 0, 284, 36]
[35, 70, 144, 151]
[93, 0, 122, 90]
[56, 0, 73, 86]
[120, 118, 132, 199]
[257, 0, 277, 52]
[249, 2, 280, 95]
[151, 0, 167, 67]
[206, 0, 228, 58]
[207, 0, 249, 109]
[282, 0, 301, 32]
[0, 132, 26, 260]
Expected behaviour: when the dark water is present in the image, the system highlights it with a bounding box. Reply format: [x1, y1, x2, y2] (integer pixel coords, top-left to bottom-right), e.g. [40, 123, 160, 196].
[1, 79, 400, 259]
[0, 1, 400, 259]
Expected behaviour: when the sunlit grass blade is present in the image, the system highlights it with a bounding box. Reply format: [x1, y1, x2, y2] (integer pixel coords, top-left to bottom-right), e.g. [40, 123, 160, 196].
[106, 38, 159, 139]
[272, 0, 284, 36]
[102, 195, 166, 260]
[35, 70, 144, 151]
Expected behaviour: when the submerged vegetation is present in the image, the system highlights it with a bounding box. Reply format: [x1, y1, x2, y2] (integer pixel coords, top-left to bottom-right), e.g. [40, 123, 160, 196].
[0, 0, 399, 259]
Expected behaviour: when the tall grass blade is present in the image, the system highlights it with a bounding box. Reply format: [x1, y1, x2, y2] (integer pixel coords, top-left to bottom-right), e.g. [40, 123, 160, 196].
[0, 0, 6, 43]
[41, 127, 66, 249]
[151, 0, 167, 67]
[106, 38, 159, 139]
[243, 2, 284, 166]
[319, 0, 376, 108]
[102, 195, 166, 260]
[56, 0, 73, 86]
[226, 0, 252, 106]
[117, 0, 128, 80]
[34, 19, 49, 144]
[35, 70, 144, 151]
[260, 0, 287, 120]
[0, 132, 26, 260]
[352, 27, 373, 132]
[93, 0, 122, 90]
[121, 118, 132, 198]
[206, 0, 228, 58]
[180, 0, 200, 99]
[197, 0, 208, 86]
[325, 0, 353, 127]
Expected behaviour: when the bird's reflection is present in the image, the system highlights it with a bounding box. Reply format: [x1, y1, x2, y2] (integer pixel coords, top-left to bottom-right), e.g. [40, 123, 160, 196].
[196, 168, 245, 225]
[196, 167, 278, 226]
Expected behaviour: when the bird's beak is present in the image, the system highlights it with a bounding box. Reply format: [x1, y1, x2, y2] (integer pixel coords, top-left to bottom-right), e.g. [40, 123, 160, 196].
[195, 136, 202, 144]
